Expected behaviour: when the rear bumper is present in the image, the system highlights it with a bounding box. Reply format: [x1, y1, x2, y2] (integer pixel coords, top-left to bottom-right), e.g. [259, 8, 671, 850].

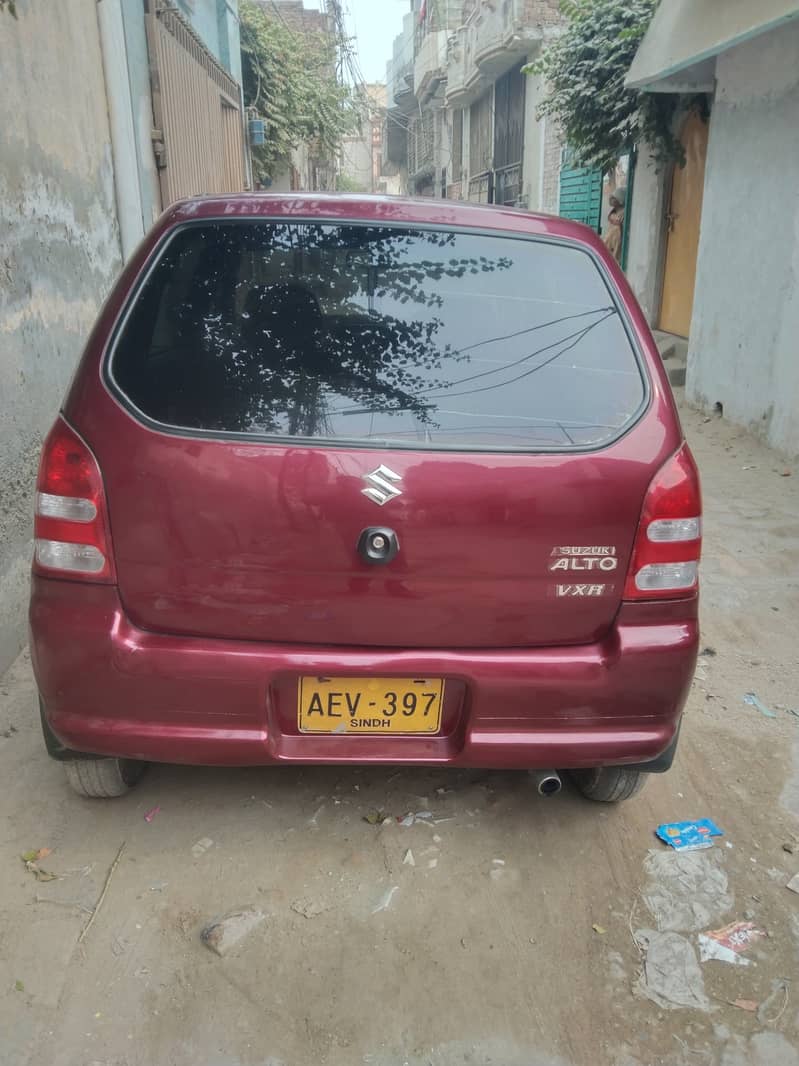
[30, 577, 698, 770]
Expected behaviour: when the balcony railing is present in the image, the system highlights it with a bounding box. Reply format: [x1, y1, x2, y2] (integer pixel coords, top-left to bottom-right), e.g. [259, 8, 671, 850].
[463, 162, 524, 207]
[446, 0, 560, 103]
[467, 170, 493, 203]
[494, 161, 523, 206]
[408, 111, 435, 178]
[391, 58, 414, 110]
[414, 29, 447, 103]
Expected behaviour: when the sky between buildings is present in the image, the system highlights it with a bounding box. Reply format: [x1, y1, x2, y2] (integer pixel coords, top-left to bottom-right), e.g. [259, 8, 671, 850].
[306, 0, 411, 84]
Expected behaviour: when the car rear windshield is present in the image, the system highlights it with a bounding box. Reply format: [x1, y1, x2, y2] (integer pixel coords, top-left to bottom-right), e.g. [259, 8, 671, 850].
[110, 220, 646, 450]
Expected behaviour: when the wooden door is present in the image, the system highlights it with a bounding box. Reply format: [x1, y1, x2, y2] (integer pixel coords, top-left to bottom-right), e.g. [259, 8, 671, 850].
[659, 111, 709, 337]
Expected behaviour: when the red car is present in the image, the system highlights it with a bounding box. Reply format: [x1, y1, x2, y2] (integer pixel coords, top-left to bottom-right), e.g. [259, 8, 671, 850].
[29, 194, 700, 802]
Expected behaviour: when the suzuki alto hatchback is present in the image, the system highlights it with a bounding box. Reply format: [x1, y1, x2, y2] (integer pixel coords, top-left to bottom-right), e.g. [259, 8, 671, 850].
[29, 194, 701, 801]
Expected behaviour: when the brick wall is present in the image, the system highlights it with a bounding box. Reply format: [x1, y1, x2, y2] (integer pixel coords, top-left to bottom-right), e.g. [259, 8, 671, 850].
[461, 0, 561, 27]
[522, 0, 563, 26]
[541, 115, 562, 214]
[259, 0, 331, 35]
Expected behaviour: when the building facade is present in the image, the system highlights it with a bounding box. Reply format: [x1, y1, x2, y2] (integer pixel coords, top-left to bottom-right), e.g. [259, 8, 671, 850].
[175, 0, 243, 82]
[383, 8, 416, 194]
[0, 0, 249, 672]
[254, 0, 339, 193]
[339, 84, 395, 193]
[385, 0, 562, 209]
[98, 0, 248, 259]
[626, 0, 799, 456]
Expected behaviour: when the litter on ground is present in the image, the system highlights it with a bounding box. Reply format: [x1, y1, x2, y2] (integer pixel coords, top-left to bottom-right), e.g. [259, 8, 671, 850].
[732, 999, 758, 1012]
[21, 856, 59, 882]
[656, 819, 724, 851]
[698, 921, 765, 966]
[21, 847, 51, 863]
[397, 811, 436, 827]
[743, 692, 777, 718]
[200, 906, 265, 956]
[372, 885, 399, 914]
[757, 979, 791, 1026]
[634, 930, 709, 1011]
[143, 806, 160, 823]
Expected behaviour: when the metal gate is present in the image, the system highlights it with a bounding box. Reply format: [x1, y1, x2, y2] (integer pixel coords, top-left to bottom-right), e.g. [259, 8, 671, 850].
[468, 90, 492, 201]
[145, 0, 247, 207]
[493, 64, 525, 206]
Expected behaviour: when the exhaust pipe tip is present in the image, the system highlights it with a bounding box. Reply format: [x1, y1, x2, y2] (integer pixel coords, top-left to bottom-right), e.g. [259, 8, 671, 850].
[530, 769, 562, 796]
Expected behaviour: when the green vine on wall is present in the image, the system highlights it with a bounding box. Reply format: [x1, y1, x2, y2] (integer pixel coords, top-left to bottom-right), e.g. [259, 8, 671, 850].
[240, 0, 357, 183]
[0, 0, 18, 17]
[525, 0, 683, 172]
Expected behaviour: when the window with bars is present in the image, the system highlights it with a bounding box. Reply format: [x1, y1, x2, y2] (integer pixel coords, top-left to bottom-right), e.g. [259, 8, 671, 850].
[451, 109, 463, 180]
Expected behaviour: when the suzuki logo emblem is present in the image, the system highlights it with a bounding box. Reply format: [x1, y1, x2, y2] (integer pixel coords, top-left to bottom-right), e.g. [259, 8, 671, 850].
[362, 465, 403, 506]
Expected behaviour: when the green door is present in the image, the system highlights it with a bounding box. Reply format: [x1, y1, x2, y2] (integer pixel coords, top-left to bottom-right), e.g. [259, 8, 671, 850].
[558, 159, 603, 231]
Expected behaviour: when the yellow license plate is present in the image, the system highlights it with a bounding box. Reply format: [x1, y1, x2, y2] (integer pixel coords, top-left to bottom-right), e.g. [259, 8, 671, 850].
[298, 677, 445, 734]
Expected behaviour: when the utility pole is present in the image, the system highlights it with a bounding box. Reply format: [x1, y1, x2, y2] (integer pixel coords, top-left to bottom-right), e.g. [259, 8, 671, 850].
[326, 0, 347, 85]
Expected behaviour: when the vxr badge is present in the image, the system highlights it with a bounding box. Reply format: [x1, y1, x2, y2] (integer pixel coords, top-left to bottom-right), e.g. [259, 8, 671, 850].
[361, 464, 403, 506]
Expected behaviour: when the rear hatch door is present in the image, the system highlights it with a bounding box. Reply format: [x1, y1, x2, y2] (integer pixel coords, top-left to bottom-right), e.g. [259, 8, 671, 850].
[104, 218, 652, 648]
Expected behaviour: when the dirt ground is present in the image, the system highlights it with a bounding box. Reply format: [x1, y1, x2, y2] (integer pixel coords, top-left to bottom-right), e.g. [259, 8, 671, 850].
[2, 397, 799, 1066]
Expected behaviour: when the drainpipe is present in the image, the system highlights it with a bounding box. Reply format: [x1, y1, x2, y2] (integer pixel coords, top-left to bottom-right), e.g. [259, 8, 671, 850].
[96, 0, 146, 261]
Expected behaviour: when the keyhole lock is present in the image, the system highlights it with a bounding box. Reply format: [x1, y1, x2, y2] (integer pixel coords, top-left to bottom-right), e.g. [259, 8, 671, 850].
[357, 527, 400, 565]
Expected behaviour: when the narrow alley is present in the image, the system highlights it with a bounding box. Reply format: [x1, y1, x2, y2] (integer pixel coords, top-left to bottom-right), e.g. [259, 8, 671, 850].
[2, 397, 798, 1066]
[3, 3, 799, 1065]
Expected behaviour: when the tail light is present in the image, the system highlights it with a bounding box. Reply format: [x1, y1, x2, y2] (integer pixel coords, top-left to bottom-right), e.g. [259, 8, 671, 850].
[33, 418, 115, 582]
[624, 443, 702, 600]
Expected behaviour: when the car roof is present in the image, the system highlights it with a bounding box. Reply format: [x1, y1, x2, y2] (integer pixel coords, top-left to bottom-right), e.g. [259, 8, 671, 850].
[164, 192, 603, 246]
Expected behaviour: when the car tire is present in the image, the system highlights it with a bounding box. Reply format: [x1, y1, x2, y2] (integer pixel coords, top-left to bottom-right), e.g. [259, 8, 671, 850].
[64, 757, 145, 798]
[571, 766, 647, 803]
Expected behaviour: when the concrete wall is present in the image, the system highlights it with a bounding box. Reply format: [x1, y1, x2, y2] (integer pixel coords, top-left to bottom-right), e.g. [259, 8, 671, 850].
[340, 126, 374, 192]
[120, 0, 162, 232]
[686, 21, 799, 456]
[98, 0, 151, 260]
[628, 0, 799, 91]
[521, 71, 545, 209]
[624, 143, 668, 323]
[540, 114, 561, 214]
[519, 71, 562, 215]
[0, 0, 123, 672]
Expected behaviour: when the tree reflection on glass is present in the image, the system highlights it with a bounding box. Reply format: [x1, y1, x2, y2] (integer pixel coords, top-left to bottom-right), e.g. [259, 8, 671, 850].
[114, 219, 644, 451]
[128, 223, 511, 437]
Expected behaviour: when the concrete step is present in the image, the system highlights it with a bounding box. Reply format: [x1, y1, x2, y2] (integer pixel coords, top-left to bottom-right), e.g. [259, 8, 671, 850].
[668, 363, 687, 388]
[652, 330, 688, 388]
[652, 329, 676, 361]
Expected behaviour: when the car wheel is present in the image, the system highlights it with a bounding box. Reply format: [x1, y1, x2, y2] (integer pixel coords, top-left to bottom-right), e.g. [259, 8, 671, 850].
[64, 757, 146, 798]
[571, 766, 647, 803]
